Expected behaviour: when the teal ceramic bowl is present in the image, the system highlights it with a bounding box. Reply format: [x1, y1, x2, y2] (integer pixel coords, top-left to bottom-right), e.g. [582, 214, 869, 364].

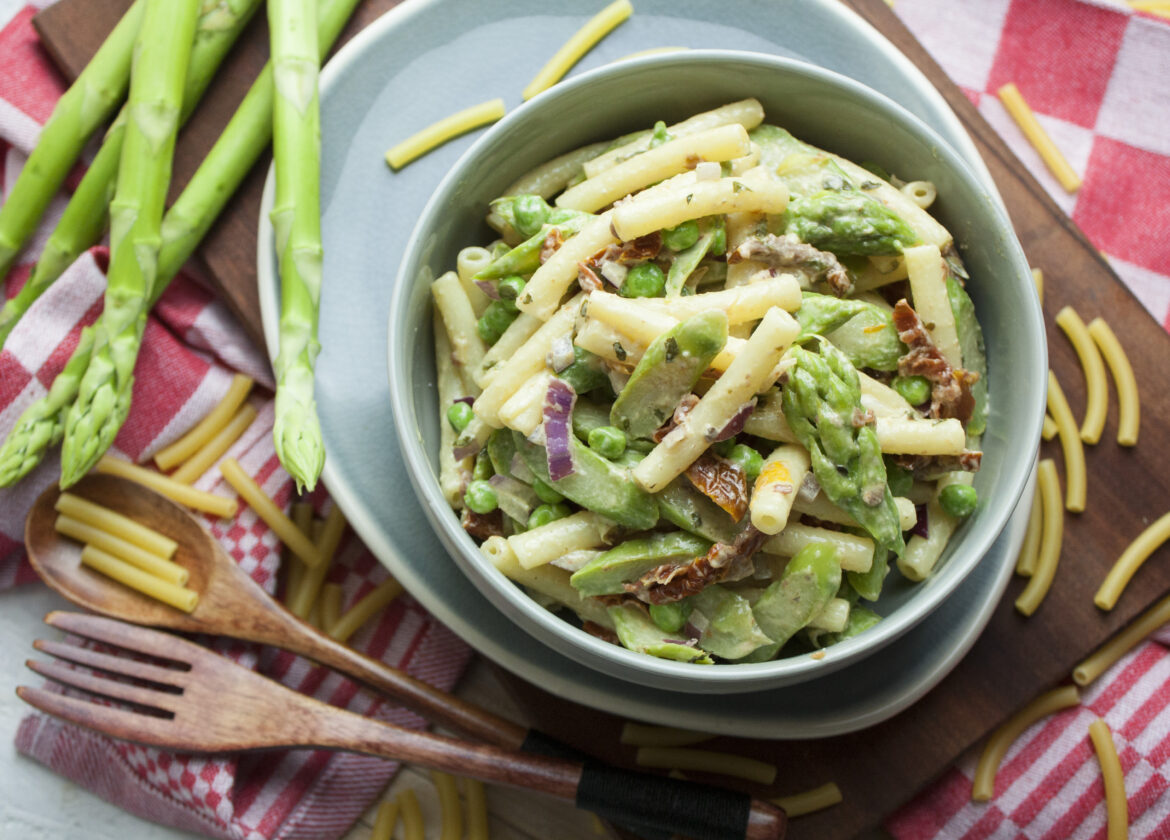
[388, 51, 1045, 693]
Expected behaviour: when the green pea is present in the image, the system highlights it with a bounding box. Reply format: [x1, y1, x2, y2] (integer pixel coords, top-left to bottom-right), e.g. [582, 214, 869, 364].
[513, 194, 550, 238]
[527, 502, 571, 529]
[497, 275, 526, 302]
[662, 219, 700, 251]
[620, 263, 666, 298]
[711, 437, 736, 458]
[727, 443, 763, 482]
[464, 479, 498, 514]
[885, 460, 914, 497]
[939, 484, 978, 519]
[446, 401, 474, 432]
[649, 601, 693, 634]
[477, 300, 518, 344]
[532, 477, 565, 504]
[473, 450, 493, 481]
[588, 425, 627, 459]
[892, 374, 932, 406]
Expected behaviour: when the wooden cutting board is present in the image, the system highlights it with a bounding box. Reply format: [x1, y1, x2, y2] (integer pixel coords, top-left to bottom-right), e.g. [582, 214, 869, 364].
[31, 2, 1170, 839]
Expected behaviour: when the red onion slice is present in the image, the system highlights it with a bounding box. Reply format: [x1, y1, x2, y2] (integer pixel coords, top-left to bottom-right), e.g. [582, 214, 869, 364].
[710, 397, 758, 443]
[543, 378, 577, 481]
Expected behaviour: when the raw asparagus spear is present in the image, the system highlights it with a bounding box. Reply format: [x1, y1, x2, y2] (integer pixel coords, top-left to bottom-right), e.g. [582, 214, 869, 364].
[781, 342, 905, 592]
[610, 310, 728, 439]
[0, 0, 366, 489]
[571, 532, 711, 597]
[58, 0, 202, 488]
[0, 2, 143, 285]
[0, 0, 264, 348]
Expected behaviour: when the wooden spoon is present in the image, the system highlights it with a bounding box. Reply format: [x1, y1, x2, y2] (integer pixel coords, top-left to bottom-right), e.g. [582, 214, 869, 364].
[25, 473, 529, 751]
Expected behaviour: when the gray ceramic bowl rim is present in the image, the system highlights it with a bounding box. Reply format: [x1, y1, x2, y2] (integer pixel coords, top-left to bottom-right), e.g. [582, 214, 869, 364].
[389, 50, 1045, 689]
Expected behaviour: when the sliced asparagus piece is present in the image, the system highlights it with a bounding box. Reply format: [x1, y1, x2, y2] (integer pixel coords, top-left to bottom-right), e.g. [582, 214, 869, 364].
[610, 310, 728, 440]
[608, 602, 713, 664]
[690, 585, 774, 660]
[474, 211, 591, 281]
[0, 0, 365, 489]
[59, 0, 202, 488]
[0, 2, 144, 285]
[751, 543, 841, 649]
[781, 190, 917, 256]
[0, 0, 264, 348]
[571, 532, 711, 597]
[270, 0, 326, 492]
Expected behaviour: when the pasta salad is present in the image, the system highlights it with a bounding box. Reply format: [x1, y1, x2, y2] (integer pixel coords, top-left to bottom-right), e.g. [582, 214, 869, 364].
[428, 99, 988, 665]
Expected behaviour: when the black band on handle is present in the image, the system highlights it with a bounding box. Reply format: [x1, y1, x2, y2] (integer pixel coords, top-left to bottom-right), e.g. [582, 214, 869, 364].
[577, 760, 753, 840]
[521, 730, 676, 840]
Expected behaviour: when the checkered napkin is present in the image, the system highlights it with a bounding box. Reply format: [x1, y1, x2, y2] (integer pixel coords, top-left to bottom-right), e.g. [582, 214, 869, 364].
[0, 4, 472, 838]
[886, 0, 1170, 838]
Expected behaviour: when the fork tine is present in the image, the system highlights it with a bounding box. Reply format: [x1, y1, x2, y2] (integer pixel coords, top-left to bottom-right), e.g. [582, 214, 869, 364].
[17, 685, 181, 745]
[26, 659, 179, 714]
[45, 611, 203, 666]
[34, 639, 189, 690]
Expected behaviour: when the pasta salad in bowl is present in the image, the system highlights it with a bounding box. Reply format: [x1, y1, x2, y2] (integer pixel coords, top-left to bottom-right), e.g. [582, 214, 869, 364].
[389, 52, 1044, 693]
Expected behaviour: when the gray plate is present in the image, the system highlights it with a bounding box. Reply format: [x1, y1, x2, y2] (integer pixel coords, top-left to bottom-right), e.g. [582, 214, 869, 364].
[258, 0, 1027, 736]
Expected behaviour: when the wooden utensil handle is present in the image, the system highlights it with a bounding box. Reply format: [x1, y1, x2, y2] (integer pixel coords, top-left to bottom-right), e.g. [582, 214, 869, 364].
[311, 708, 785, 840]
[287, 621, 529, 749]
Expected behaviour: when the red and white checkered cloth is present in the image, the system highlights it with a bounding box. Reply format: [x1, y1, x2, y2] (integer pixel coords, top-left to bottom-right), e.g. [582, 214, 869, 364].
[0, 4, 472, 838]
[1, 0, 1169, 838]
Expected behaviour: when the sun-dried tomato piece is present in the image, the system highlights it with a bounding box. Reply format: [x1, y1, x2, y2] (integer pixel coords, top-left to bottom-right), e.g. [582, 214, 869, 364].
[685, 453, 749, 522]
[461, 508, 504, 540]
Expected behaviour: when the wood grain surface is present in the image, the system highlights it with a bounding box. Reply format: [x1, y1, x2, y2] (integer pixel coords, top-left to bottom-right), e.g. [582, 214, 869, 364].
[30, 1, 1170, 839]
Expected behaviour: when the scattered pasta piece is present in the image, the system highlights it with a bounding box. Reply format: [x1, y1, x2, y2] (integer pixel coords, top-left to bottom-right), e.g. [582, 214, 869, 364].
[431, 770, 464, 840]
[397, 789, 425, 840]
[1055, 306, 1108, 444]
[522, 0, 633, 100]
[218, 457, 321, 567]
[1075, 592, 1170, 686]
[283, 502, 313, 605]
[329, 576, 403, 644]
[155, 374, 253, 470]
[80, 545, 199, 613]
[464, 777, 490, 840]
[97, 456, 238, 519]
[1015, 459, 1063, 616]
[288, 504, 348, 619]
[971, 684, 1080, 801]
[997, 83, 1081, 193]
[1041, 414, 1058, 441]
[170, 404, 257, 484]
[319, 582, 343, 634]
[385, 99, 506, 170]
[634, 747, 776, 785]
[1130, 1, 1170, 19]
[620, 722, 714, 748]
[1014, 482, 1043, 578]
[55, 492, 177, 558]
[55, 515, 188, 586]
[1088, 317, 1139, 446]
[1088, 719, 1129, 840]
[1094, 511, 1170, 611]
[772, 782, 843, 818]
[1031, 267, 1043, 305]
[370, 799, 399, 840]
[1046, 371, 1086, 512]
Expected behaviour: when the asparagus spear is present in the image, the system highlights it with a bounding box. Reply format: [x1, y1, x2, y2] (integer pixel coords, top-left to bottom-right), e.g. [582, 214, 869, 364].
[269, 0, 326, 492]
[0, 0, 264, 348]
[0, 0, 365, 489]
[781, 342, 905, 595]
[781, 190, 917, 256]
[796, 291, 905, 372]
[0, 2, 144, 285]
[58, 0, 203, 488]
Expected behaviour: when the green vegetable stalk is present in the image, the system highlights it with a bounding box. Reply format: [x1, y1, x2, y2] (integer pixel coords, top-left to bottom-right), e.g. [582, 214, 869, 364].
[0, 0, 365, 489]
[270, 0, 326, 492]
[58, 0, 202, 488]
[781, 190, 917, 256]
[782, 341, 904, 598]
[0, 2, 143, 287]
[0, 0, 264, 348]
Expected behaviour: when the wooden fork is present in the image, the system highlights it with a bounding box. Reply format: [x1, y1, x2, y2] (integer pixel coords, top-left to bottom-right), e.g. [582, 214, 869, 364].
[20, 612, 786, 840]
